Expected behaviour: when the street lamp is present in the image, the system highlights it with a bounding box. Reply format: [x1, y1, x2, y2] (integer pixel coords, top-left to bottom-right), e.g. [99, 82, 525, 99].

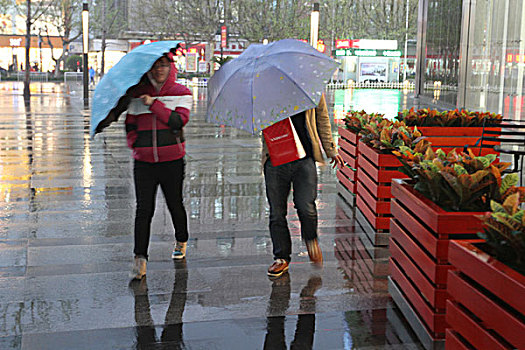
[403, 0, 410, 82]
[82, 1, 89, 108]
[310, 3, 319, 48]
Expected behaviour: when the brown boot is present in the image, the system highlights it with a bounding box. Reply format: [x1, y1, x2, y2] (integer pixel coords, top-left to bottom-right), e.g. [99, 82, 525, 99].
[305, 239, 323, 267]
[130, 256, 147, 280]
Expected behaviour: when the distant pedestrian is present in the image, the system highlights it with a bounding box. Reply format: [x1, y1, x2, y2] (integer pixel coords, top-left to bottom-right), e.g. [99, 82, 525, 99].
[107, 53, 192, 280]
[89, 66, 95, 85]
[264, 94, 344, 278]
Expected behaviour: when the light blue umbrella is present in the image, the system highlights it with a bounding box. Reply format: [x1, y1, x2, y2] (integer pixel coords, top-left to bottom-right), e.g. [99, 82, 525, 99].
[90, 40, 181, 138]
[207, 39, 339, 134]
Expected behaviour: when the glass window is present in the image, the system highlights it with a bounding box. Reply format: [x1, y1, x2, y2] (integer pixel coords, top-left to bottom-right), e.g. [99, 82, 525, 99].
[421, 0, 463, 106]
[464, 0, 525, 120]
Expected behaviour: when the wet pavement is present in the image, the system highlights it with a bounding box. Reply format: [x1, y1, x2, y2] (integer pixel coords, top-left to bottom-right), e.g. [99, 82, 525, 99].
[0, 82, 423, 349]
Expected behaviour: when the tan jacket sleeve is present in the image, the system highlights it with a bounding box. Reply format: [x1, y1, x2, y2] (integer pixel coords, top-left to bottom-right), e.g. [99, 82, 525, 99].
[315, 94, 338, 158]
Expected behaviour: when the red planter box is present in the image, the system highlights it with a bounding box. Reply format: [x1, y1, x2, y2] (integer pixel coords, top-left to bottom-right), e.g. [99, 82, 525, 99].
[414, 126, 500, 156]
[446, 241, 525, 350]
[356, 141, 404, 232]
[389, 179, 485, 341]
[337, 127, 360, 198]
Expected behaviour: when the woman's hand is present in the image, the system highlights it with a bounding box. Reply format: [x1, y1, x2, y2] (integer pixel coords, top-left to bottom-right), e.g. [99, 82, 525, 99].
[140, 94, 155, 106]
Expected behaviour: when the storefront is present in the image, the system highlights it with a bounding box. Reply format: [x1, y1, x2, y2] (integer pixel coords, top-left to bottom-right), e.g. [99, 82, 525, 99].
[333, 39, 403, 84]
[0, 35, 63, 72]
[88, 39, 128, 74]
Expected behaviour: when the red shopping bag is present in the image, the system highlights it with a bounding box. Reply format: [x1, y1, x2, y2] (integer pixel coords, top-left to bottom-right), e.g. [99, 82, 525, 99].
[262, 117, 306, 166]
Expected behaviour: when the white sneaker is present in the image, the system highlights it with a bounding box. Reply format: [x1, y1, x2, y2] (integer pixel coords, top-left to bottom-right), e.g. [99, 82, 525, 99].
[129, 256, 147, 280]
[172, 241, 187, 260]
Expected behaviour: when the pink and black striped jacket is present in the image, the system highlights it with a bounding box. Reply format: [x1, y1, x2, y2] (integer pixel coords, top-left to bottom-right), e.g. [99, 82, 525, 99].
[125, 65, 192, 163]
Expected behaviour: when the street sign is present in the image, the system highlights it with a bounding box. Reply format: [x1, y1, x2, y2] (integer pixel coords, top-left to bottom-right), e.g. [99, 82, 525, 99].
[221, 26, 228, 48]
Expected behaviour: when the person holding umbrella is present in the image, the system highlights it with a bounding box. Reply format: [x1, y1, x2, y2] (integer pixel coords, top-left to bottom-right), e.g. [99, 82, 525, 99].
[264, 94, 344, 278]
[90, 42, 191, 281]
[128, 53, 193, 280]
[104, 53, 192, 280]
[207, 39, 344, 278]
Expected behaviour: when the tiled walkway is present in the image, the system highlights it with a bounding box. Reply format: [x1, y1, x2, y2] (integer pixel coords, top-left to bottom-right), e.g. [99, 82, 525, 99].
[0, 83, 423, 349]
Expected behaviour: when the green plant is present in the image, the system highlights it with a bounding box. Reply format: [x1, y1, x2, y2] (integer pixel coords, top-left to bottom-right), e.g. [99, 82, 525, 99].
[342, 110, 385, 134]
[393, 147, 525, 211]
[477, 193, 525, 274]
[360, 120, 429, 152]
[212, 56, 234, 67]
[64, 55, 82, 72]
[396, 107, 503, 127]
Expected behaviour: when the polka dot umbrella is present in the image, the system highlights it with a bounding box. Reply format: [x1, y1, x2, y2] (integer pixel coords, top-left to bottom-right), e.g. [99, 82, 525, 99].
[90, 40, 181, 138]
[207, 39, 339, 134]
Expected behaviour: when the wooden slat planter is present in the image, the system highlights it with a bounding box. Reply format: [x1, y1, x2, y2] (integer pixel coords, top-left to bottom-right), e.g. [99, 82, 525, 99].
[446, 241, 525, 350]
[388, 179, 485, 346]
[356, 141, 404, 239]
[337, 127, 360, 203]
[414, 126, 500, 156]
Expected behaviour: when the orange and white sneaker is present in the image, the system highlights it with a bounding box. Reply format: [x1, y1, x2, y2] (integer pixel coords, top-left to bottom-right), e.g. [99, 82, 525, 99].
[267, 259, 289, 277]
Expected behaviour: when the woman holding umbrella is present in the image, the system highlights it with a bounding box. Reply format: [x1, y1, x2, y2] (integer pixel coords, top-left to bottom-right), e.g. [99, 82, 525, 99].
[110, 53, 192, 280]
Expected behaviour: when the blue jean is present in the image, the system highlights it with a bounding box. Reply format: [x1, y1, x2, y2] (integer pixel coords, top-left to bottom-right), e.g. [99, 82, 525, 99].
[264, 157, 318, 262]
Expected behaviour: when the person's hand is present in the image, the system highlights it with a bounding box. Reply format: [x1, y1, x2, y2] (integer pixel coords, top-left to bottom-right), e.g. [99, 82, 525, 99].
[140, 94, 155, 106]
[329, 154, 345, 169]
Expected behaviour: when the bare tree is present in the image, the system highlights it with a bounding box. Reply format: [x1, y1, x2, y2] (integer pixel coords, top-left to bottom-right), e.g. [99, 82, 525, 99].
[130, 0, 227, 44]
[41, 0, 83, 78]
[234, 0, 310, 43]
[0, 0, 11, 18]
[18, 0, 53, 100]
[127, 0, 418, 56]
[319, 0, 418, 48]
[91, 0, 127, 77]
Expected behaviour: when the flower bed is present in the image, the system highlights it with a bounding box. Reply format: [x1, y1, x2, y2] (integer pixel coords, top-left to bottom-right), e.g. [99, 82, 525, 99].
[397, 108, 502, 156]
[389, 179, 484, 343]
[446, 241, 525, 349]
[415, 126, 500, 156]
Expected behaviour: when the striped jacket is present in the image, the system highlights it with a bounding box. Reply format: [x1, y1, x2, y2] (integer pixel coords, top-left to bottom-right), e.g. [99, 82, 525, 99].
[125, 67, 192, 163]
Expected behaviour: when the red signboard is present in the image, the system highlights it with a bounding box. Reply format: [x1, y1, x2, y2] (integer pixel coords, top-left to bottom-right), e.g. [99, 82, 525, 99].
[221, 26, 228, 48]
[129, 40, 158, 51]
[335, 39, 351, 49]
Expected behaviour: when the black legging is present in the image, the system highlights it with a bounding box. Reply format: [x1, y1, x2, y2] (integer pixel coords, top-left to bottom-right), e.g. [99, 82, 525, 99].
[133, 158, 188, 259]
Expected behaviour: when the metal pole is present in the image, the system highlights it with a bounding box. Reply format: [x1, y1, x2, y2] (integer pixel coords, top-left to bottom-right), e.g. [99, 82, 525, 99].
[82, 2, 89, 108]
[38, 32, 42, 72]
[498, 0, 509, 115]
[310, 3, 319, 48]
[403, 0, 410, 81]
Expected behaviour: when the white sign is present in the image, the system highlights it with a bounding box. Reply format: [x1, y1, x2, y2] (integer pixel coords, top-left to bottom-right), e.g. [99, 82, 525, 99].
[9, 38, 22, 47]
[186, 52, 198, 72]
[198, 61, 207, 72]
[359, 63, 387, 83]
[353, 40, 397, 50]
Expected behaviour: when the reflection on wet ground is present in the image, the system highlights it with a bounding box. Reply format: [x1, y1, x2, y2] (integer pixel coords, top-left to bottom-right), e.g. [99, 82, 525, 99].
[0, 82, 423, 349]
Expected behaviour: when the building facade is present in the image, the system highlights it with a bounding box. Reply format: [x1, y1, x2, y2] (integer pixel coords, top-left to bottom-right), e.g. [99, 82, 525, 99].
[415, 0, 525, 120]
